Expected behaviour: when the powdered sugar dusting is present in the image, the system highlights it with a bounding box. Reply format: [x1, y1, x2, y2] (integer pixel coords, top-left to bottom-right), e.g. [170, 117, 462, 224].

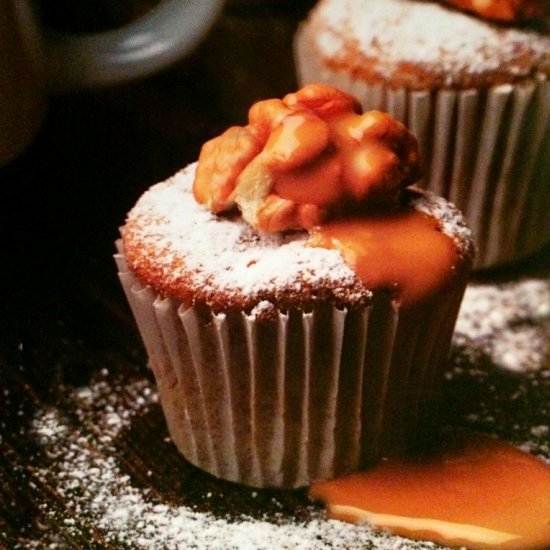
[455, 278, 550, 372]
[124, 163, 368, 308]
[412, 189, 473, 256]
[123, 163, 472, 309]
[311, 0, 550, 84]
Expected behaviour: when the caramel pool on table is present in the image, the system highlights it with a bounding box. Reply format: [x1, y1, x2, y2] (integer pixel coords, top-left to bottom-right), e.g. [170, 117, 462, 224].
[310, 430, 550, 550]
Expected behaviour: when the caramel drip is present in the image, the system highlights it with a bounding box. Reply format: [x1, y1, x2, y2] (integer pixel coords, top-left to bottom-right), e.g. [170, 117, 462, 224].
[308, 209, 459, 307]
[310, 431, 550, 550]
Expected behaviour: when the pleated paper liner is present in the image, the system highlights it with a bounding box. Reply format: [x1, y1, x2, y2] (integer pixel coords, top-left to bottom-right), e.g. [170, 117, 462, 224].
[115, 240, 466, 488]
[294, 26, 550, 268]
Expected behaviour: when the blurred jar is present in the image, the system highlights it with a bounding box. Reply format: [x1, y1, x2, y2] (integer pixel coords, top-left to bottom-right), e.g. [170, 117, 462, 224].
[0, 0, 224, 166]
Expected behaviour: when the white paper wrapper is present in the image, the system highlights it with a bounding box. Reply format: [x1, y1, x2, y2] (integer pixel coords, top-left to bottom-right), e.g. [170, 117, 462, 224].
[294, 27, 550, 268]
[115, 240, 466, 488]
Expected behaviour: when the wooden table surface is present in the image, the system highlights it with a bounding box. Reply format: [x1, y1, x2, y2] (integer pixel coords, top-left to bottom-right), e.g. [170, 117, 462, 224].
[1, 2, 549, 548]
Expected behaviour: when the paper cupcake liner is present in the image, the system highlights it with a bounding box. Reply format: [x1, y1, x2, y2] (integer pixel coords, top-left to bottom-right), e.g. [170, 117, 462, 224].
[294, 28, 550, 268]
[115, 240, 465, 488]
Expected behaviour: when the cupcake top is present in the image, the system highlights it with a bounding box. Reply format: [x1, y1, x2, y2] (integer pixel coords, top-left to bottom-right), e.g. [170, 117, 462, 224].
[123, 165, 471, 312]
[122, 85, 473, 313]
[303, 0, 550, 88]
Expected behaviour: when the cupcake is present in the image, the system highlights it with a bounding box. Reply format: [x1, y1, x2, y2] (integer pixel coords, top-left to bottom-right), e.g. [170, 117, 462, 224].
[116, 84, 474, 488]
[294, 0, 550, 267]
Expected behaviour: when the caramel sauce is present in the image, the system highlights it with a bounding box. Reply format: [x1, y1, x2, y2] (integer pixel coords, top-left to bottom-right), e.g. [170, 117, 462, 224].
[273, 152, 341, 206]
[310, 431, 550, 550]
[308, 209, 459, 307]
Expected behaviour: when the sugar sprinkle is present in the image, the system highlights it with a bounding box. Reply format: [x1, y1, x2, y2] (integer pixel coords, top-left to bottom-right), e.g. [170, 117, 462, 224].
[25, 377, 440, 550]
